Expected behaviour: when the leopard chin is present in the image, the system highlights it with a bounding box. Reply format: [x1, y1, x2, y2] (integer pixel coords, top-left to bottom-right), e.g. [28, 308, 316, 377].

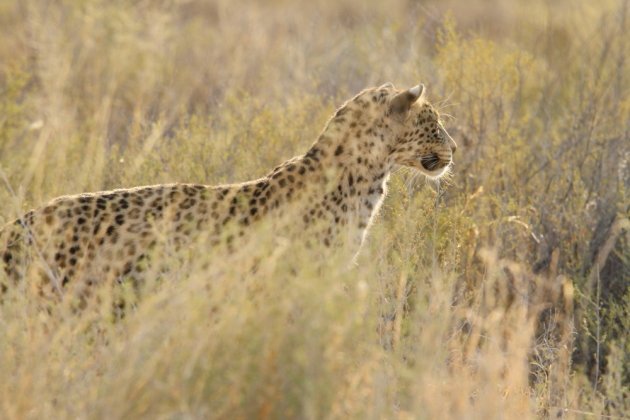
[419, 153, 449, 173]
[418, 154, 451, 178]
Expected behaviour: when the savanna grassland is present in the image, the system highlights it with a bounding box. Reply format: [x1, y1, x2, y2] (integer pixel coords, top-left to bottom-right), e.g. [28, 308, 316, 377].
[0, 0, 628, 418]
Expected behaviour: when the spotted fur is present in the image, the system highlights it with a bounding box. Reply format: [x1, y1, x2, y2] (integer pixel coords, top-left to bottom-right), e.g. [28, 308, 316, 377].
[0, 83, 456, 299]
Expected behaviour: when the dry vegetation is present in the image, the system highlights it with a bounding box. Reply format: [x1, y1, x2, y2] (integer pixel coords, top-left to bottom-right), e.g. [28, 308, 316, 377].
[0, 0, 628, 418]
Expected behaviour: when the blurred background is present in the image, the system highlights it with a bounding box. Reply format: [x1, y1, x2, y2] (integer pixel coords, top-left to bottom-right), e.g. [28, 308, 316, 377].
[0, 0, 628, 418]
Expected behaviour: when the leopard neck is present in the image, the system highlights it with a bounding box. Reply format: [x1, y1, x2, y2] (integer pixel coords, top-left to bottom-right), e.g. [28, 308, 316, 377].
[304, 115, 393, 194]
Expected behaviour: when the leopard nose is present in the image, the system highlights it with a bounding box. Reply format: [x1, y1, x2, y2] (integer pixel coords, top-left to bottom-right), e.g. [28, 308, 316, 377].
[450, 138, 458, 154]
[440, 124, 457, 154]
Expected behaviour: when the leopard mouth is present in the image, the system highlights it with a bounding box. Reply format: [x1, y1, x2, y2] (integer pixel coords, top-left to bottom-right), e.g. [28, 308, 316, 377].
[420, 153, 450, 172]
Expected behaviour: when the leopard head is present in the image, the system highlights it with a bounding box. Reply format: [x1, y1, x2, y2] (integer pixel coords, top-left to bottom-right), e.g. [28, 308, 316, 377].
[384, 83, 457, 178]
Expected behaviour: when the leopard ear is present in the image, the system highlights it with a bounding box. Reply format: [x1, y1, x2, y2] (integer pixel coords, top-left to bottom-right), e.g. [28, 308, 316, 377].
[389, 84, 425, 115]
[379, 82, 395, 89]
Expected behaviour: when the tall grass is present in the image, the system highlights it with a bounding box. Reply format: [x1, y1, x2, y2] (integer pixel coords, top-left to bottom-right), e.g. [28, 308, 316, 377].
[0, 0, 628, 418]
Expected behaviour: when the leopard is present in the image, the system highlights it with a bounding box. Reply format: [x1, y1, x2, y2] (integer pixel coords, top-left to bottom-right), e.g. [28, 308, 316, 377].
[0, 82, 456, 303]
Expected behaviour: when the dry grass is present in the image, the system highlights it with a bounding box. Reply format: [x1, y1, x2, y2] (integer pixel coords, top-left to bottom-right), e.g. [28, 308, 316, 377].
[0, 0, 628, 418]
